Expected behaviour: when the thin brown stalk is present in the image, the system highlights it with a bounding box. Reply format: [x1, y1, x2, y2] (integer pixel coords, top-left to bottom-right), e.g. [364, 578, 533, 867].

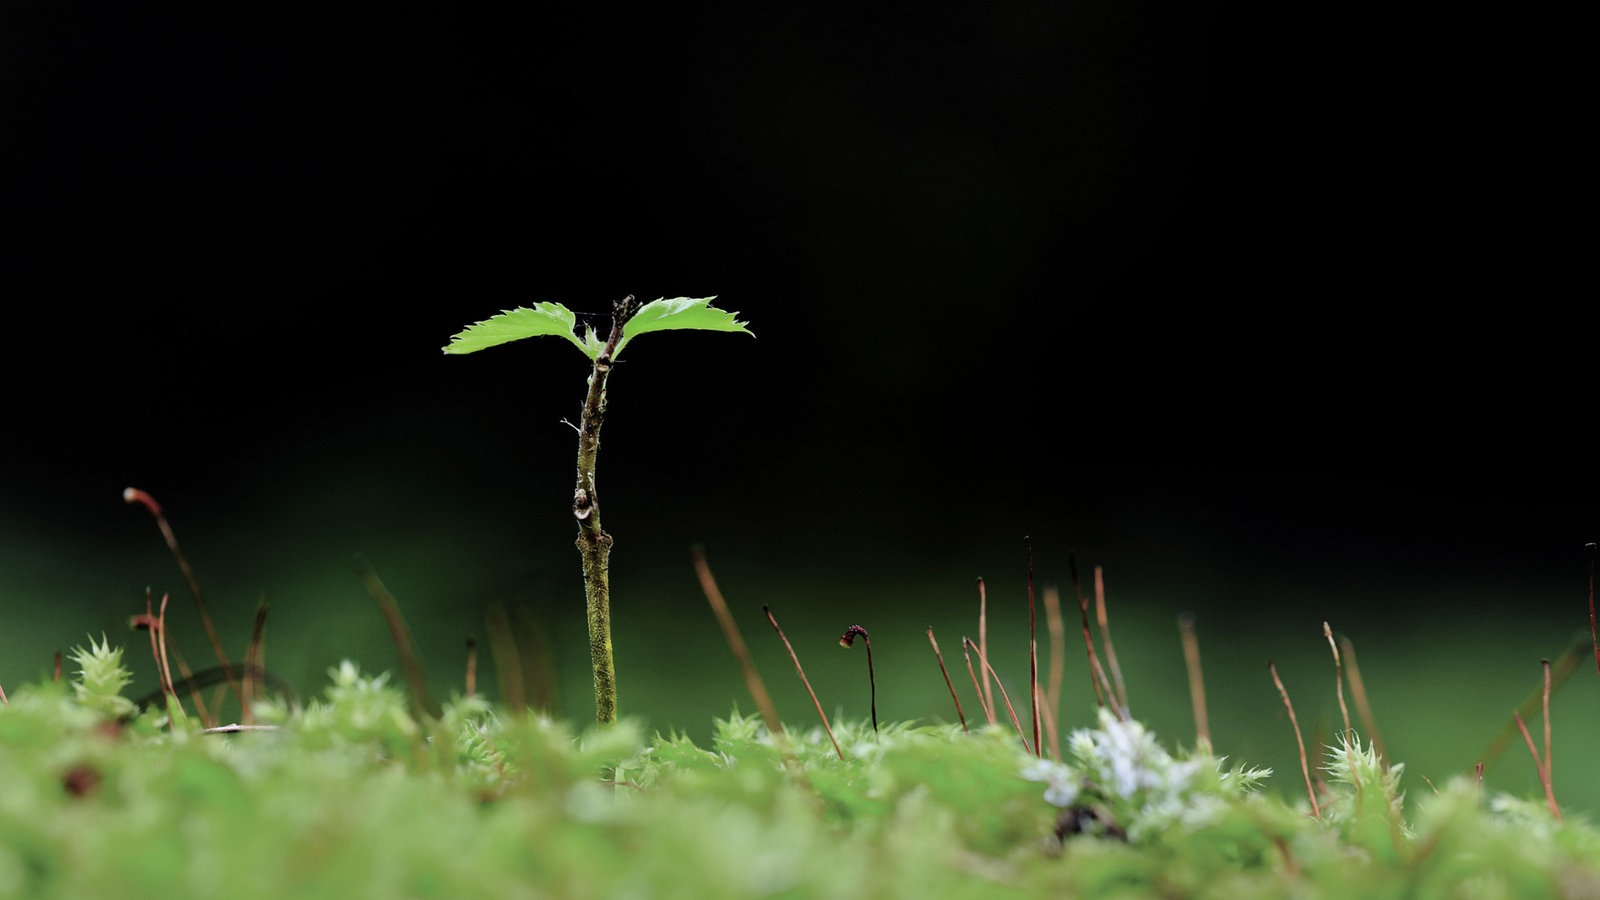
[1542, 659, 1553, 788]
[1477, 631, 1588, 771]
[1178, 613, 1210, 754]
[927, 627, 969, 732]
[54, 652, 61, 683]
[764, 606, 843, 761]
[964, 637, 1033, 754]
[241, 598, 269, 725]
[1094, 566, 1129, 715]
[0, 682, 6, 704]
[1269, 660, 1320, 819]
[1069, 553, 1115, 713]
[124, 487, 244, 718]
[1589, 543, 1598, 677]
[960, 638, 996, 724]
[1513, 709, 1562, 821]
[1324, 622, 1351, 736]
[1043, 584, 1065, 733]
[484, 605, 525, 712]
[353, 554, 440, 720]
[1336, 634, 1387, 768]
[694, 546, 785, 737]
[1025, 537, 1041, 757]
[839, 625, 878, 734]
[465, 638, 478, 698]
[977, 577, 993, 722]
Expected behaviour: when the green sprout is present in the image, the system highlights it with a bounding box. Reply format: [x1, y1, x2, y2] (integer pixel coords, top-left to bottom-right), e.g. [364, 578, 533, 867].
[444, 295, 753, 725]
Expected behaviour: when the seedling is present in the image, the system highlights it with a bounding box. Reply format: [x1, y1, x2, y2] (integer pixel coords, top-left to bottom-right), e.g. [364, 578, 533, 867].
[444, 296, 753, 725]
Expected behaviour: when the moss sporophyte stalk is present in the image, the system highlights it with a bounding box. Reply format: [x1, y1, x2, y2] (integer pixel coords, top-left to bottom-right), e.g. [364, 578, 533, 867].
[443, 296, 753, 726]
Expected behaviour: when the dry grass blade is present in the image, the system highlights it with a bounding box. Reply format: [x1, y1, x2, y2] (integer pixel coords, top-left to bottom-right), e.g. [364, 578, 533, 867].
[1477, 631, 1588, 771]
[1069, 553, 1116, 717]
[960, 638, 996, 725]
[1589, 543, 1598, 676]
[1094, 566, 1129, 715]
[964, 637, 1033, 754]
[1178, 613, 1210, 754]
[977, 577, 994, 723]
[1513, 708, 1561, 822]
[484, 605, 525, 712]
[693, 546, 784, 738]
[1042, 585, 1065, 760]
[124, 487, 244, 719]
[1336, 633, 1387, 768]
[765, 606, 843, 761]
[926, 627, 968, 731]
[1269, 660, 1320, 819]
[1025, 537, 1041, 757]
[1324, 622, 1351, 736]
[352, 554, 440, 720]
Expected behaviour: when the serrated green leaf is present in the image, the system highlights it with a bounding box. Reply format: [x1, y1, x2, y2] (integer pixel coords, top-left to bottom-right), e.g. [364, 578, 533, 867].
[442, 302, 589, 357]
[613, 297, 753, 358]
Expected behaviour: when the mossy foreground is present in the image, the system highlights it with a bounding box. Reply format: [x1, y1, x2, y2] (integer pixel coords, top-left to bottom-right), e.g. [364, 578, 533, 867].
[2, 642, 1598, 898]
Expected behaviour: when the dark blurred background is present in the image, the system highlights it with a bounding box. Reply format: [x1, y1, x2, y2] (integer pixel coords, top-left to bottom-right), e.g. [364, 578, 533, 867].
[3, 3, 1594, 814]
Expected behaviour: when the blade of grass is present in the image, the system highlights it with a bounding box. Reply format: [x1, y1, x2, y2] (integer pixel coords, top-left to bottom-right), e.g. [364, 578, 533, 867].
[926, 627, 968, 732]
[353, 554, 440, 720]
[124, 487, 244, 719]
[693, 545, 784, 739]
[765, 606, 843, 761]
[964, 637, 1033, 754]
[1269, 660, 1320, 819]
[1336, 633, 1388, 769]
[1094, 565, 1129, 716]
[1178, 613, 1211, 754]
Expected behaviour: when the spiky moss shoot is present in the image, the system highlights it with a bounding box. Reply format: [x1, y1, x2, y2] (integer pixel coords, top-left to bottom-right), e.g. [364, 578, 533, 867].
[68, 636, 136, 721]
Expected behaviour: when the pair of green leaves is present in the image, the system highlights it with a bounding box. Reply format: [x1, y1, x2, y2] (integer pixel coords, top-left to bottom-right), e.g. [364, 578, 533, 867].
[443, 297, 752, 361]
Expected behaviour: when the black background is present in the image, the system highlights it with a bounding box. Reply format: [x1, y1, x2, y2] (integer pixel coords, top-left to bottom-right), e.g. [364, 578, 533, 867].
[2, 2, 1595, 803]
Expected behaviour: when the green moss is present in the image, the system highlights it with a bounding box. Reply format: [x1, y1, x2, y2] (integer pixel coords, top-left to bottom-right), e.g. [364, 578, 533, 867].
[3, 644, 1599, 898]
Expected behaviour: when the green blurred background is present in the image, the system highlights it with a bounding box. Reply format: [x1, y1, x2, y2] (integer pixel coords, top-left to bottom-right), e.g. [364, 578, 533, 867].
[3, 3, 1591, 818]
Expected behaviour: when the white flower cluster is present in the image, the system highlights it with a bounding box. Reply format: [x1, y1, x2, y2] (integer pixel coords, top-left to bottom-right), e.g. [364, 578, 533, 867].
[1021, 709, 1229, 840]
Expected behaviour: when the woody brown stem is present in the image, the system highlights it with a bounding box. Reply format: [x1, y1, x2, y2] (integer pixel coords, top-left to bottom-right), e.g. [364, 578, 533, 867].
[574, 295, 640, 726]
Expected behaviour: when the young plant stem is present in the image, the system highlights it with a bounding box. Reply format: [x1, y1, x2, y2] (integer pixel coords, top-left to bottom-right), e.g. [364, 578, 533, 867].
[353, 554, 440, 720]
[838, 625, 877, 734]
[1336, 634, 1388, 768]
[1024, 538, 1041, 757]
[1178, 613, 1211, 754]
[764, 606, 843, 761]
[694, 545, 785, 738]
[124, 487, 245, 719]
[1269, 660, 1320, 819]
[926, 627, 969, 732]
[964, 637, 1033, 754]
[572, 295, 641, 726]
